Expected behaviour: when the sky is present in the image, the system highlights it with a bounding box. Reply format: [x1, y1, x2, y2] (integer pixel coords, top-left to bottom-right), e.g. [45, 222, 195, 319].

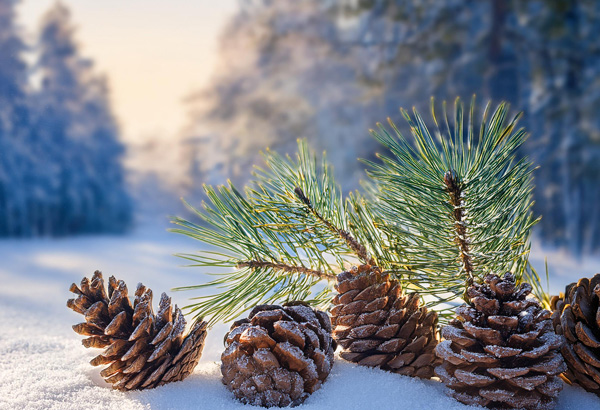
[17, 0, 237, 144]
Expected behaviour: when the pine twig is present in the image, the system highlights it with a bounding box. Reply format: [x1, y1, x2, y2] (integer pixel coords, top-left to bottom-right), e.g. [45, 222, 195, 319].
[171, 140, 366, 325]
[237, 260, 337, 281]
[294, 186, 376, 266]
[444, 170, 474, 285]
[364, 98, 540, 322]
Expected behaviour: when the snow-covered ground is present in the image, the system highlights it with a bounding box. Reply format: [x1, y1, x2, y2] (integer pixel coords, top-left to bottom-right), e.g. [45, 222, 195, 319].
[1, 225, 599, 410]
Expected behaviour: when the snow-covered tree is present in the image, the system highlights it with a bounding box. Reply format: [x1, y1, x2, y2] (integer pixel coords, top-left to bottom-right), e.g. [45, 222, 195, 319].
[346, 0, 600, 253]
[0, 2, 131, 236]
[0, 0, 34, 236]
[521, 0, 600, 254]
[183, 0, 381, 191]
[30, 2, 132, 235]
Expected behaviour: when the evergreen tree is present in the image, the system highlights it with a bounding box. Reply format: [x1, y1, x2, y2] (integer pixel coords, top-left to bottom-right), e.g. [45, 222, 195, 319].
[520, 0, 600, 254]
[31, 2, 131, 235]
[183, 0, 380, 191]
[0, 0, 32, 236]
[0, 1, 131, 236]
[342, 0, 600, 253]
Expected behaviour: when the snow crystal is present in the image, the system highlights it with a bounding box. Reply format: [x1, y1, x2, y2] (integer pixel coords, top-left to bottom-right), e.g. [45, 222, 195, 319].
[484, 344, 521, 358]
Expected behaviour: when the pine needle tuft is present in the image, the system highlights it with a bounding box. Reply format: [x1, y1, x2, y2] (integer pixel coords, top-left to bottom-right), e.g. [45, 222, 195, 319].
[364, 97, 543, 320]
[170, 140, 376, 326]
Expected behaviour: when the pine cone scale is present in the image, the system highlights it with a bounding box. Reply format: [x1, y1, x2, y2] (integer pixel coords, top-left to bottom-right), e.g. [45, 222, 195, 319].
[575, 321, 600, 347]
[574, 342, 600, 367]
[563, 309, 579, 342]
[586, 362, 600, 384]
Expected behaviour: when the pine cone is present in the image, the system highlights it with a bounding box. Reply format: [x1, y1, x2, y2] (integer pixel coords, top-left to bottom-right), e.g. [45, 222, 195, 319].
[330, 264, 440, 378]
[67, 270, 208, 391]
[221, 302, 335, 407]
[435, 272, 566, 410]
[551, 274, 600, 396]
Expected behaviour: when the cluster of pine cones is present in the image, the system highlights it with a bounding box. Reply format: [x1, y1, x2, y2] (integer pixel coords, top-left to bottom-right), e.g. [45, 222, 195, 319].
[68, 269, 600, 409]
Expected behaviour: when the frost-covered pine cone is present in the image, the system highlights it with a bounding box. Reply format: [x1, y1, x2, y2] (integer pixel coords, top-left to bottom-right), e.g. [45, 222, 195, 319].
[331, 264, 439, 378]
[551, 274, 600, 396]
[435, 272, 566, 410]
[67, 270, 208, 390]
[221, 302, 335, 407]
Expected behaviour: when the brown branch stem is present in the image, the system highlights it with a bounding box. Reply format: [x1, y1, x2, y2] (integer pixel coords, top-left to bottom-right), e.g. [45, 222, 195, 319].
[294, 187, 376, 266]
[236, 260, 337, 281]
[444, 170, 474, 286]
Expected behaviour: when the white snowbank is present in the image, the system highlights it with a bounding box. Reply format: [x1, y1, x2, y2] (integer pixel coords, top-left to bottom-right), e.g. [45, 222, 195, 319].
[1, 227, 599, 410]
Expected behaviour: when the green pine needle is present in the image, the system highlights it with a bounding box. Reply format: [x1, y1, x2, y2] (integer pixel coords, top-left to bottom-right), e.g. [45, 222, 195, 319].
[364, 97, 543, 320]
[170, 140, 376, 326]
[171, 98, 549, 327]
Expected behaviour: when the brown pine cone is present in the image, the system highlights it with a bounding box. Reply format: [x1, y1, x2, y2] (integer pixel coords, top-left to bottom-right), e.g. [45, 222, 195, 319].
[67, 270, 208, 391]
[330, 264, 439, 378]
[221, 302, 335, 407]
[435, 272, 566, 410]
[551, 273, 600, 396]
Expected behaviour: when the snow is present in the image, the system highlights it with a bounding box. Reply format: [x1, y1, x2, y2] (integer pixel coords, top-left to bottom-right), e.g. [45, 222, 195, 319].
[1, 227, 600, 410]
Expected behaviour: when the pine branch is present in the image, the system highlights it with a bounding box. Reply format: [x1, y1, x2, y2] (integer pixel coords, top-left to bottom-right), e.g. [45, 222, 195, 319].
[294, 186, 375, 266]
[444, 170, 474, 285]
[171, 140, 381, 325]
[236, 260, 336, 281]
[170, 181, 340, 326]
[249, 139, 380, 268]
[365, 97, 542, 318]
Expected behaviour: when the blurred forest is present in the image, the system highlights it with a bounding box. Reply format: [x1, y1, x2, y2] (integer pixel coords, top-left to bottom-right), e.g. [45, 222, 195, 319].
[0, 0, 130, 236]
[184, 0, 600, 255]
[1, 0, 599, 256]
